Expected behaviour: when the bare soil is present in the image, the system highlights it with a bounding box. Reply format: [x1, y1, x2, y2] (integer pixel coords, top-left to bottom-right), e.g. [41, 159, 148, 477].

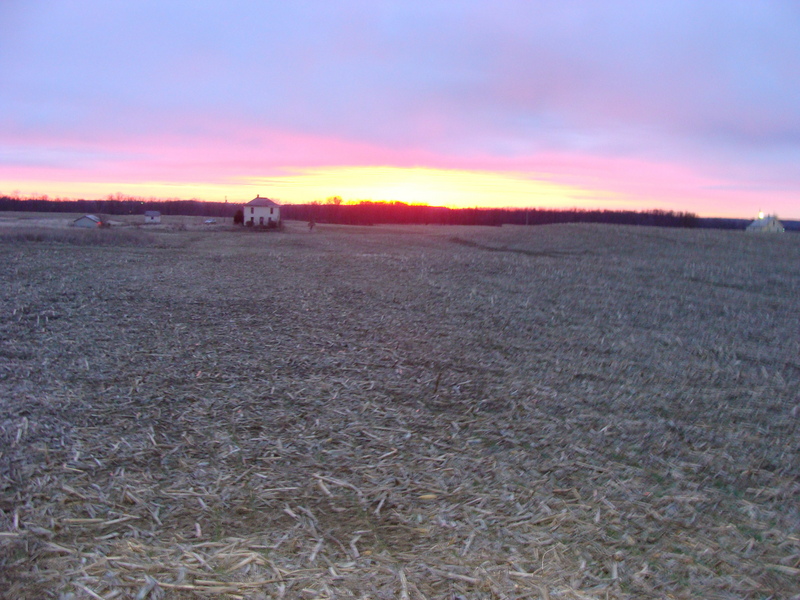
[1, 220, 798, 599]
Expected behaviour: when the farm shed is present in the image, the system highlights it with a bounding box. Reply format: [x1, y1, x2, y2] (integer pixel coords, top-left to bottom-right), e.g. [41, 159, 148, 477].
[73, 214, 102, 228]
[144, 211, 161, 224]
[746, 214, 785, 233]
[243, 195, 281, 227]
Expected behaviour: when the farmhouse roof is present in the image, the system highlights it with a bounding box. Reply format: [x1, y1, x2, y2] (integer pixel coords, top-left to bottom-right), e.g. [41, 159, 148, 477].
[144, 210, 161, 217]
[245, 195, 280, 207]
[75, 214, 101, 223]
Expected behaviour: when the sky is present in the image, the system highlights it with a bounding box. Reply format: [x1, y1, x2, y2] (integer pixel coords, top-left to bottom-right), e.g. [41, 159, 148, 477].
[1, 1, 799, 218]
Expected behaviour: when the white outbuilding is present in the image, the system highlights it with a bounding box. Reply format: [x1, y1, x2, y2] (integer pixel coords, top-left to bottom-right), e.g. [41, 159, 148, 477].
[746, 213, 785, 233]
[243, 195, 281, 227]
[144, 210, 161, 224]
[73, 214, 102, 228]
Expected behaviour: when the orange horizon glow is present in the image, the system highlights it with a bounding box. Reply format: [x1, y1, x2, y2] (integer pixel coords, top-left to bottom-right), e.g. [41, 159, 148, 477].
[2, 122, 796, 220]
[0, 163, 793, 220]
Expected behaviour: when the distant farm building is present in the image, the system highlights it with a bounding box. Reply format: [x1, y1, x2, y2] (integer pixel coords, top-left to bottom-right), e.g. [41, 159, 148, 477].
[243, 196, 281, 227]
[746, 213, 785, 234]
[144, 211, 161, 224]
[73, 214, 102, 228]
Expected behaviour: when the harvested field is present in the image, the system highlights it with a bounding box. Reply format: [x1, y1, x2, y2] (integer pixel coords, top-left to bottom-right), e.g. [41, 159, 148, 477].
[1, 220, 799, 599]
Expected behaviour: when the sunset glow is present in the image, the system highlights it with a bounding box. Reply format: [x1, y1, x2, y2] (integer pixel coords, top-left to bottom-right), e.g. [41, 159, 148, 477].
[2, 2, 799, 218]
[0, 167, 611, 210]
[248, 166, 620, 209]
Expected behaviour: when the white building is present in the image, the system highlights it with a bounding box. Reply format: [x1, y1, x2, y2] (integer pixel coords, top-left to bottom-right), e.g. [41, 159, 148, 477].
[144, 210, 161, 224]
[243, 196, 281, 227]
[746, 213, 785, 233]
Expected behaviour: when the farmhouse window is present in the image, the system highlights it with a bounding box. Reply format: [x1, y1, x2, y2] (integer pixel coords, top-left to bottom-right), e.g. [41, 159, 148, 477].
[250, 207, 254, 214]
[270, 208, 274, 215]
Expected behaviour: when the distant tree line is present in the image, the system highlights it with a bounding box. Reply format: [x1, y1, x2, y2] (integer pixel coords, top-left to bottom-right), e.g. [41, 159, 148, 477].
[2, 195, 700, 228]
[0, 195, 239, 218]
[283, 200, 701, 228]
[6, 194, 797, 231]
[17, 194, 798, 230]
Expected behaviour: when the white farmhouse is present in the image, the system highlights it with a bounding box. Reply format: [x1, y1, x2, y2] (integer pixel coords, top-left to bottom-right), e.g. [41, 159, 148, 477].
[746, 213, 785, 233]
[243, 196, 281, 227]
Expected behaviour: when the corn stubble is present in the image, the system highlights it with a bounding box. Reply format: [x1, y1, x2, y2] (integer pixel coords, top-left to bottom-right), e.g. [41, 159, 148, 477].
[1, 222, 798, 599]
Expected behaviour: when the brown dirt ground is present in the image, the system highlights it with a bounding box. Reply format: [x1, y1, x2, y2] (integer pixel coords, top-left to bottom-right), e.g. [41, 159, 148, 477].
[1, 219, 799, 599]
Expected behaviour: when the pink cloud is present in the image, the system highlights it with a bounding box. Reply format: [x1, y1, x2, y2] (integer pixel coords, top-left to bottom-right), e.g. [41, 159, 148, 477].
[1, 119, 796, 218]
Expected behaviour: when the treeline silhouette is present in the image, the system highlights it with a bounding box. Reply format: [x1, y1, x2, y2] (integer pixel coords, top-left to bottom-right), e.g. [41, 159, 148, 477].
[285, 200, 699, 228]
[0, 196, 238, 218]
[0, 195, 703, 228]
